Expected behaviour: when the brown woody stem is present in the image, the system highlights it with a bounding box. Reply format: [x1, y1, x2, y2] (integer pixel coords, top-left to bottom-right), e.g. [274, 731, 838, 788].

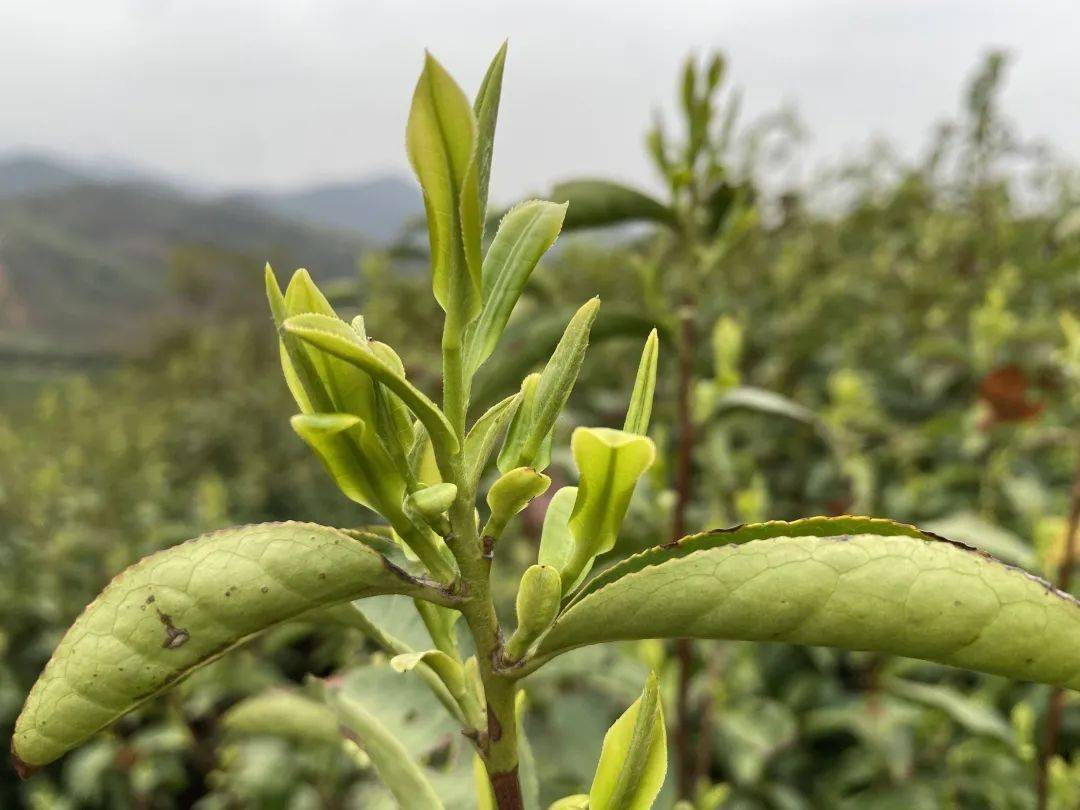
[1036, 444, 1080, 808]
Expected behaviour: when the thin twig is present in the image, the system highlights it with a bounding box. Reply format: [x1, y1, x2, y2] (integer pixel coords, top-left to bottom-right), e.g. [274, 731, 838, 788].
[672, 305, 699, 799]
[1037, 444, 1080, 808]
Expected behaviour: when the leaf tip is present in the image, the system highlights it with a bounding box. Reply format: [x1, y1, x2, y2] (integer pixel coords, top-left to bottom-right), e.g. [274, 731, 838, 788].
[11, 749, 39, 781]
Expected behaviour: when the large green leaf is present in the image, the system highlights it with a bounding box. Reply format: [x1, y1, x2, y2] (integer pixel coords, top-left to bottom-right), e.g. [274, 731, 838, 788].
[535, 517, 1080, 690]
[324, 679, 445, 810]
[222, 689, 342, 746]
[12, 522, 450, 773]
[551, 179, 676, 230]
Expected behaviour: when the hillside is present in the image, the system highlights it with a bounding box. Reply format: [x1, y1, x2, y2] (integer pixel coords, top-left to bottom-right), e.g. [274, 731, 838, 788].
[0, 182, 366, 356]
[235, 175, 423, 242]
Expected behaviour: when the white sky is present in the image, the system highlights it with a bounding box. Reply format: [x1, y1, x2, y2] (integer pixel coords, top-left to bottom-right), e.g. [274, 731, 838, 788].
[2, 0, 1078, 203]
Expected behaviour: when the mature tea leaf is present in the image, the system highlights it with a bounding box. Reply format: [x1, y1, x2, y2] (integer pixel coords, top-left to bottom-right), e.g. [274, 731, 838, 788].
[589, 672, 666, 810]
[711, 386, 821, 427]
[323, 679, 445, 810]
[12, 523, 447, 772]
[222, 689, 341, 745]
[536, 520, 1080, 692]
[552, 179, 675, 230]
[468, 200, 567, 373]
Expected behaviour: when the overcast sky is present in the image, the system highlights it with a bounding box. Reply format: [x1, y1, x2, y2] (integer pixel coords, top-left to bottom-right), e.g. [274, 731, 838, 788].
[2, 0, 1078, 203]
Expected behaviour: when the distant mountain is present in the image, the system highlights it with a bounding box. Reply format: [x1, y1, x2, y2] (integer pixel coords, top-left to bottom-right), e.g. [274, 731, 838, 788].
[0, 155, 90, 199]
[0, 153, 423, 242]
[0, 153, 427, 359]
[234, 175, 423, 243]
[0, 181, 365, 355]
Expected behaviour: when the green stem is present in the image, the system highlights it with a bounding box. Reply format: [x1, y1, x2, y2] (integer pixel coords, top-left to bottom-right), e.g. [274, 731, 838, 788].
[441, 447, 523, 808]
[443, 333, 468, 440]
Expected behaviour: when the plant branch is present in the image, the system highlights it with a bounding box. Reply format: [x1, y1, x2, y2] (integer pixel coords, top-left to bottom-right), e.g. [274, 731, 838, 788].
[441, 435, 523, 808]
[672, 303, 699, 800]
[1036, 442, 1080, 809]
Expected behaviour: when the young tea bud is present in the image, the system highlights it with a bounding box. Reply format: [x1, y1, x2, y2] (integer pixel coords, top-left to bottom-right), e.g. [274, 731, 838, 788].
[504, 564, 562, 662]
[484, 466, 551, 540]
[405, 482, 458, 535]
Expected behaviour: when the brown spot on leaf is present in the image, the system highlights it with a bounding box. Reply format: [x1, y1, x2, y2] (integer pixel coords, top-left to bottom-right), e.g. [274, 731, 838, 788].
[155, 609, 190, 649]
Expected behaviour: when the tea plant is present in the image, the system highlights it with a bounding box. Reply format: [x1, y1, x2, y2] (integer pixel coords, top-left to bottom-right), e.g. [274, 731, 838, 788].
[12, 46, 1080, 810]
[538, 52, 816, 797]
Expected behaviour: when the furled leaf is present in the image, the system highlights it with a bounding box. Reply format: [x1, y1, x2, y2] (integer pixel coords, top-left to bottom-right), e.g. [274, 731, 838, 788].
[283, 313, 458, 456]
[552, 179, 676, 230]
[549, 796, 589, 809]
[474, 754, 497, 810]
[535, 518, 1080, 693]
[473, 306, 662, 408]
[623, 328, 659, 435]
[406, 483, 458, 523]
[923, 510, 1038, 570]
[538, 487, 580, 587]
[473, 41, 508, 228]
[485, 467, 551, 539]
[589, 672, 667, 810]
[465, 392, 521, 487]
[12, 523, 448, 773]
[266, 266, 331, 415]
[712, 385, 821, 427]
[222, 689, 341, 745]
[885, 677, 1012, 742]
[516, 690, 541, 810]
[323, 679, 445, 810]
[497, 373, 544, 474]
[561, 428, 656, 591]
[406, 52, 482, 330]
[505, 565, 562, 662]
[514, 299, 600, 468]
[390, 650, 467, 703]
[291, 413, 400, 513]
[468, 200, 568, 373]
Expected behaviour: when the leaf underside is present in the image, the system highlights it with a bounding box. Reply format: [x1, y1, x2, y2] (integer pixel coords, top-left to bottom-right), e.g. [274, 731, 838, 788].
[539, 518, 1080, 691]
[12, 522, 434, 772]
